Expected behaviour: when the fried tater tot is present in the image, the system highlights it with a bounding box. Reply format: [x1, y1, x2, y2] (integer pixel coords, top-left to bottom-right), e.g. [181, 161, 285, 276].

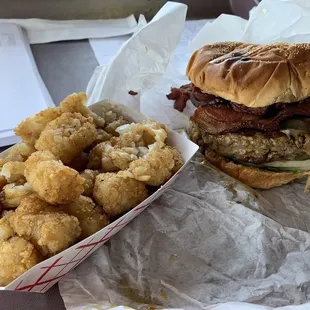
[0, 236, 42, 286]
[94, 129, 112, 144]
[115, 123, 146, 147]
[59, 92, 105, 128]
[93, 172, 148, 216]
[88, 142, 117, 170]
[165, 146, 184, 174]
[104, 117, 129, 136]
[88, 141, 138, 172]
[80, 169, 99, 197]
[100, 102, 121, 124]
[14, 108, 61, 145]
[9, 195, 81, 256]
[0, 143, 35, 169]
[120, 144, 175, 186]
[1, 161, 25, 184]
[0, 183, 34, 209]
[25, 149, 55, 164]
[15, 194, 57, 215]
[79, 208, 109, 238]
[25, 151, 84, 205]
[59, 92, 89, 115]
[116, 120, 168, 147]
[62, 195, 109, 238]
[35, 112, 97, 164]
[0, 211, 14, 241]
[108, 147, 139, 170]
[86, 129, 113, 152]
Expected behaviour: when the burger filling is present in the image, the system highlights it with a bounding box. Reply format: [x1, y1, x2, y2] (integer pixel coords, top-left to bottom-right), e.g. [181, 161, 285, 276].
[167, 83, 310, 172]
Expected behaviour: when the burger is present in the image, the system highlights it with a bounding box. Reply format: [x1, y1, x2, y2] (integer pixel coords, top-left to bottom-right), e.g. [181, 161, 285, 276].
[167, 42, 310, 189]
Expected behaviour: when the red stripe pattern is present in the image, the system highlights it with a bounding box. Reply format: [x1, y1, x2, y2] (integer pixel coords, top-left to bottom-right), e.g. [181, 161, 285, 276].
[10, 203, 151, 292]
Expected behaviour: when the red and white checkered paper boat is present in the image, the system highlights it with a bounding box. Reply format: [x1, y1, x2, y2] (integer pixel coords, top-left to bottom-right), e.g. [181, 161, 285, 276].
[1, 100, 199, 293]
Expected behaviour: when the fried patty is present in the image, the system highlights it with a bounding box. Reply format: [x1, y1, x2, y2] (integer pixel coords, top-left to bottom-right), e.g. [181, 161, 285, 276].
[201, 131, 307, 164]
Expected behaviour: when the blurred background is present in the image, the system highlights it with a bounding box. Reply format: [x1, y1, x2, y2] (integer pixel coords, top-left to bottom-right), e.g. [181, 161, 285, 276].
[0, 0, 259, 107]
[0, 0, 257, 20]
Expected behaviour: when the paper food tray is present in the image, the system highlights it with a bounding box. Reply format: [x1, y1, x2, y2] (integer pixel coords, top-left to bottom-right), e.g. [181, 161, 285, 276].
[0, 99, 199, 293]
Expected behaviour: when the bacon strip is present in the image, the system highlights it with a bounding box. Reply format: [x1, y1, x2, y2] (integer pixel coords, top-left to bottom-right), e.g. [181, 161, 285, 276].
[167, 84, 192, 112]
[192, 100, 310, 134]
[167, 83, 310, 134]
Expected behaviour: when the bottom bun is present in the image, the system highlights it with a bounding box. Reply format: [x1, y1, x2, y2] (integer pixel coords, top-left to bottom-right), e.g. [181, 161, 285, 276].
[204, 150, 310, 190]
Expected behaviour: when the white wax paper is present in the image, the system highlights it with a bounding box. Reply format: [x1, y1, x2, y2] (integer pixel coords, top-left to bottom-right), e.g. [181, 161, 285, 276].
[60, 0, 310, 309]
[0, 15, 139, 44]
[60, 156, 310, 310]
[89, 15, 147, 66]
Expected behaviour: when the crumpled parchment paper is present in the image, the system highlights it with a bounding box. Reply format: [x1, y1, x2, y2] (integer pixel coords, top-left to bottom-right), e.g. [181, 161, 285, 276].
[60, 155, 310, 310]
[59, 0, 310, 309]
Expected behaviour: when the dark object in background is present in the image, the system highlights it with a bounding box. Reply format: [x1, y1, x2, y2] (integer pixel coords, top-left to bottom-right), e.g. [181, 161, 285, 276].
[229, 0, 259, 19]
[0, 0, 259, 21]
[0, 0, 232, 20]
[128, 90, 138, 96]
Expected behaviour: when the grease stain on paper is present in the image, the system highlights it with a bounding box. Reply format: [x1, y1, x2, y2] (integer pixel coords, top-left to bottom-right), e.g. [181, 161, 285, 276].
[224, 182, 238, 200]
[159, 289, 168, 300]
[169, 253, 178, 263]
[119, 279, 152, 305]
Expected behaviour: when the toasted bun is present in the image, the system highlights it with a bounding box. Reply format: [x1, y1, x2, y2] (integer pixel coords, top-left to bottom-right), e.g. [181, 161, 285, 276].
[187, 42, 310, 108]
[204, 150, 310, 189]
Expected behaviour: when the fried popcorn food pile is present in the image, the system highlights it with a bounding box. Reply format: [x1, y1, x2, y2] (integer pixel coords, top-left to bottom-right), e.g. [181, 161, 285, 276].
[0, 92, 184, 285]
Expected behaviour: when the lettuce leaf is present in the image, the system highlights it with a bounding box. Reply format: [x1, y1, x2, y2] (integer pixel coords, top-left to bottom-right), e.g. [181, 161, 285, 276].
[259, 159, 310, 172]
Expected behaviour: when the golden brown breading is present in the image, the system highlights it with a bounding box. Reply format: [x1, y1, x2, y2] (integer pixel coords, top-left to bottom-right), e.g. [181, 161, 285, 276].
[0, 161, 25, 184]
[35, 112, 97, 164]
[87, 141, 138, 172]
[24, 151, 84, 205]
[62, 195, 94, 220]
[94, 129, 112, 144]
[93, 172, 148, 216]
[87, 129, 113, 152]
[116, 120, 168, 147]
[0, 211, 14, 241]
[25, 149, 55, 164]
[80, 169, 99, 197]
[10, 213, 81, 257]
[99, 102, 121, 124]
[9, 195, 81, 256]
[116, 123, 147, 147]
[120, 144, 175, 186]
[59, 92, 89, 115]
[166, 146, 184, 174]
[14, 108, 61, 145]
[62, 195, 109, 238]
[15, 194, 57, 215]
[108, 147, 139, 171]
[79, 208, 109, 239]
[104, 117, 129, 136]
[6, 142, 35, 161]
[14, 92, 104, 146]
[0, 236, 42, 286]
[87, 141, 116, 170]
[0, 143, 35, 169]
[59, 92, 105, 128]
[67, 152, 89, 172]
[0, 183, 34, 209]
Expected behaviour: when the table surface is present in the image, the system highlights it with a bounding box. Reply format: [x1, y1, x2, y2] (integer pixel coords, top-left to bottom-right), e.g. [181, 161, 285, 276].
[0, 39, 99, 309]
